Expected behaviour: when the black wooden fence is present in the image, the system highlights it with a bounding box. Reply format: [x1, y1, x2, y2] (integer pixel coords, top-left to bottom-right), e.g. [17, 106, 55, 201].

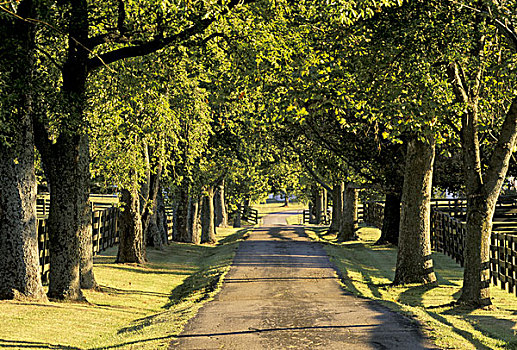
[240, 206, 259, 225]
[36, 195, 175, 283]
[37, 206, 121, 283]
[363, 198, 517, 297]
[301, 204, 364, 225]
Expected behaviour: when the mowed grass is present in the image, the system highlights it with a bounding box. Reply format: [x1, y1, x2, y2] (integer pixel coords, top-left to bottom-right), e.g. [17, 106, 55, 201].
[253, 201, 306, 215]
[306, 226, 517, 350]
[0, 227, 249, 349]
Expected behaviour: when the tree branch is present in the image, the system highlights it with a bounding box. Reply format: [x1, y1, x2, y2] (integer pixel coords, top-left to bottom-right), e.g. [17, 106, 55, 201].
[87, 0, 255, 71]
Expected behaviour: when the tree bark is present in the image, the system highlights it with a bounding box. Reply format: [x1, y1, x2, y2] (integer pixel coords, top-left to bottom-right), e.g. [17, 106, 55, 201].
[0, 0, 46, 300]
[233, 202, 242, 228]
[458, 98, 517, 307]
[338, 184, 358, 241]
[117, 187, 146, 264]
[175, 186, 191, 242]
[329, 183, 344, 233]
[214, 180, 228, 228]
[201, 187, 217, 244]
[283, 191, 289, 207]
[155, 190, 168, 245]
[188, 197, 201, 244]
[393, 137, 437, 285]
[376, 192, 402, 245]
[143, 164, 163, 249]
[41, 134, 91, 300]
[314, 188, 325, 224]
[31, 0, 96, 300]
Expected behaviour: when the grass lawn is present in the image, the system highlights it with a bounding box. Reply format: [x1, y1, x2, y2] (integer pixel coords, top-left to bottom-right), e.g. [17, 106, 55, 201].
[0, 227, 249, 349]
[306, 225, 517, 350]
[252, 201, 306, 215]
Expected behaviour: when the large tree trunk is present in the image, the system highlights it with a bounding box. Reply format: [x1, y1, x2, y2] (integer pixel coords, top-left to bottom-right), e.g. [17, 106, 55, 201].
[393, 137, 437, 285]
[459, 197, 495, 307]
[314, 188, 325, 224]
[143, 164, 163, 249]
[214, 180, 228, 228]
[201, 187, 217, 244]
[42, 134, 91, 300]
[328, 183, 344, 233]
[155, 190, 168, 245]
[322, 188, 328, 223]
[0, 0, 46, 300]
[338, 184, 358, 241]
[233, 202, 242, 228]
[175, 186, 190, 242]
[188, 197, 201, 244]
[376, 192, 402, 245]
[117, 187, 146, 264]
[33, 0, 95, 300]
[457, 97, 517, 307]
[283, 191, 289, 207]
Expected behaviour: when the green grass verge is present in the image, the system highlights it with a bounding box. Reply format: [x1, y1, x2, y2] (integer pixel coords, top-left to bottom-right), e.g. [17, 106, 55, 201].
[0, 227, 249, 349]
[306, 225, 517, 350]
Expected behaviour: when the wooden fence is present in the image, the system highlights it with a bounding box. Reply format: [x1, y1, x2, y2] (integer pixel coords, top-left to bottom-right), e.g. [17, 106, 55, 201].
[430, 210, 466, 266]
[302, 209, 330, 224]
[301, 205, 363, 225]
[37, 206, 120, 283]
[363, 198, 517, 297]
[363, 202, 384, 229]
[36, 196, 175, 283]
[240, 206, 259, 225]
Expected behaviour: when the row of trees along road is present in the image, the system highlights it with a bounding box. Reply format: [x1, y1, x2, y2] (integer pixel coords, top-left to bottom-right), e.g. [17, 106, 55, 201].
[2, 0, 517, 310]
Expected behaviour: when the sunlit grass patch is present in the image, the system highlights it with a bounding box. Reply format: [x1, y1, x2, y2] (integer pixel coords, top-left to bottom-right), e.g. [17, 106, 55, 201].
[307, 225, 517, 350]
[0, 227, 249, 349]
[253, 201, 306, 215]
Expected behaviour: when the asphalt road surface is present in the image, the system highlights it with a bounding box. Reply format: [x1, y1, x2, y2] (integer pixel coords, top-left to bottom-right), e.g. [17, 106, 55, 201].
[171, 211, 437, 349]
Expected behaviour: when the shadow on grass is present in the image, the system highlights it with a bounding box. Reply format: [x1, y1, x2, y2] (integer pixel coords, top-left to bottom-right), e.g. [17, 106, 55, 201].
[107, 228, 250, 346]
[426, 311, 493, 350]
[99, 285, 171, 297]
[88, 335, 176, 350]
[465, 315, 517, 349]
[99, 264, 190, 275]
[0, 339, 80, 349]
[117, 310, 172, 335]
[398, 284, 439, 307]
[166, 228, 249, 309]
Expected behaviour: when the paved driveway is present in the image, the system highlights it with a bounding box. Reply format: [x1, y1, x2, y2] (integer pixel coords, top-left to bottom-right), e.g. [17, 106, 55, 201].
[171, 212, 437, 349]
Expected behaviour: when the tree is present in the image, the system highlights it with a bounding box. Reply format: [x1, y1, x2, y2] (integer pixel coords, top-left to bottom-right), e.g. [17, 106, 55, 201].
[27, 0, 256, 300]
[444, 3, 517, 308]
[0, 0, 46, 301]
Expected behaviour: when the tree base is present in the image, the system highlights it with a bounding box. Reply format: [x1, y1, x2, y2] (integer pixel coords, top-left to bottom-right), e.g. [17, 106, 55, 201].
[392, 273, 437, 286]
[457, 295, 494, 310]
[47, 289, 86, 302]
[0, 288, 48, 302]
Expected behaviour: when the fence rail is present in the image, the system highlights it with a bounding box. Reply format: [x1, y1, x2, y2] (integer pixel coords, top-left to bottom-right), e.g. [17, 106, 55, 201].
[36, 197, 174, 283]
[36, 193, 119, 218]
[301, 205, 363, 225]
[363, 198, 517, 297]
[302, 209, 330, 224]
[240, 206, 259, 225]
[363, 201, 384, 229]
[491, 232, 517, 295]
